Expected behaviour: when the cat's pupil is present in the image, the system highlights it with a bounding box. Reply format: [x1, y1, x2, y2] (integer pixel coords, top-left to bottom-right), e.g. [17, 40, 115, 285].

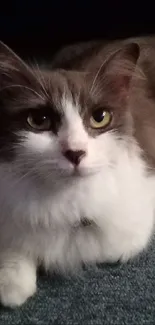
[92, 108, 105, 123]
[33, 114, 47, 125]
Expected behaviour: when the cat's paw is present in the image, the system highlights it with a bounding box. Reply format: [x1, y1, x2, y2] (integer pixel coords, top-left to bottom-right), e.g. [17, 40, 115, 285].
[0, 256, 36, 307]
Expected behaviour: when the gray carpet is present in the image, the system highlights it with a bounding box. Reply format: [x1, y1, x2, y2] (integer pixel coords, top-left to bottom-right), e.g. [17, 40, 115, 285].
[0, 239, 155, 325]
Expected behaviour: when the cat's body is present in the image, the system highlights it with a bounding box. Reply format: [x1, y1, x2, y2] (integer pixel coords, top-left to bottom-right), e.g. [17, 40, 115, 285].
[0, 37, 155, 307]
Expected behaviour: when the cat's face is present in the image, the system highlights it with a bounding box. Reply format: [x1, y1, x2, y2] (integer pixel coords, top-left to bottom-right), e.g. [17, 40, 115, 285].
[0, 41, 140, 188]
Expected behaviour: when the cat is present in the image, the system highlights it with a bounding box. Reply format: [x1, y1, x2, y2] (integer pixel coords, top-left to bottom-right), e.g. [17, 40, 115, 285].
[0, 37, 155, 307]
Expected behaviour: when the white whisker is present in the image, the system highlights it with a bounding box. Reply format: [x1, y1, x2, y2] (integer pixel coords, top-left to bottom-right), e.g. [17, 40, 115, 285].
[89, 57, 108, 95]
[0, 84, 45, 101]
[32, 61, 49, 99]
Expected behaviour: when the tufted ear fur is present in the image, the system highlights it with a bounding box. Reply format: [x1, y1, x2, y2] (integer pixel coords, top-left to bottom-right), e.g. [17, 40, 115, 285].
[0, 41, 39, 101]
[90, 43, 140, 101]
[0, 41, 36, 81]
[0, 41, 47, 114]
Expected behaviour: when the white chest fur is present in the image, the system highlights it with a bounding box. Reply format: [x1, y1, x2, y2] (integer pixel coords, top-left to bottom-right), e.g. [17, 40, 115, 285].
[17, 158, 155, 270]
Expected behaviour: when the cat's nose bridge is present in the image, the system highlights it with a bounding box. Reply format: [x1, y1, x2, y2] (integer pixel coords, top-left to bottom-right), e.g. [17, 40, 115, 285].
[60, 134, 88, 153]
[61, 139, 87, 152]
[59, 125, 88, 153]
[59, 108, 88, 152]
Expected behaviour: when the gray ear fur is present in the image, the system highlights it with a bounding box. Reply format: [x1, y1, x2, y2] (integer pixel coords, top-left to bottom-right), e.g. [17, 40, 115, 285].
[93, 43, 140, 96]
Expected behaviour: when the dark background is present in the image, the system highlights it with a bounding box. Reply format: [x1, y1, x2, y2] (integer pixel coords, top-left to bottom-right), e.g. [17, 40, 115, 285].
[1, 1, 155, 60]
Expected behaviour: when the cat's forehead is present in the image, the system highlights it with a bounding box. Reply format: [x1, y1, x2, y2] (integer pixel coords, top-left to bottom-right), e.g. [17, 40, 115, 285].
[3, 69, 90, 114]
[39, 69, 125, 115]
[42, 70, 89, 110]
[32, 68, 115, 115]
[3, 66, 126, 117]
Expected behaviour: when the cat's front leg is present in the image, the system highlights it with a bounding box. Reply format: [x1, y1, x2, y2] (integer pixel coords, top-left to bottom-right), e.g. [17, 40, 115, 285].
[0, 253, 37, 307]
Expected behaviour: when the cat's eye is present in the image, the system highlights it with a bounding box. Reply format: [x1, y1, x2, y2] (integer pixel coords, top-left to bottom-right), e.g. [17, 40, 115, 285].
[27, 112, 51, 131]
[90, 108, 112, 129]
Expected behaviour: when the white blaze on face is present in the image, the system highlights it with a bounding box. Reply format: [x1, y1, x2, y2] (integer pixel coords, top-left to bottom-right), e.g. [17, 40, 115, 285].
[58, 98, 88, 153]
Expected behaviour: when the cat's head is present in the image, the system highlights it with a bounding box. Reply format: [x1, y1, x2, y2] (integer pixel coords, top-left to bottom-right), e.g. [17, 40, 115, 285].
[0, 41, 141, 188]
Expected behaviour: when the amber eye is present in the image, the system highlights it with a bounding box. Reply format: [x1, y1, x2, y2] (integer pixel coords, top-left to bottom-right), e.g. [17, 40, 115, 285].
[90, 108, 112, 129]
[27, 111, 51, 131]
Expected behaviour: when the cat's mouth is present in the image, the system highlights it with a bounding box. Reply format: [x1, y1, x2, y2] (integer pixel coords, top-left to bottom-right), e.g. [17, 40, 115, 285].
[59, 161, 101, 178]
[71, 166, 99, 177]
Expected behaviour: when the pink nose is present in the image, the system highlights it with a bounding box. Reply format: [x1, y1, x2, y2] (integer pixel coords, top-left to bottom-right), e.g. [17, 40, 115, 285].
[63, 150, 86, 166]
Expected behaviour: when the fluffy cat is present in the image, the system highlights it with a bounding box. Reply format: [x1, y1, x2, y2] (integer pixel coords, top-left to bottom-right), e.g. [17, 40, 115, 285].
[0, 37, 155, 307]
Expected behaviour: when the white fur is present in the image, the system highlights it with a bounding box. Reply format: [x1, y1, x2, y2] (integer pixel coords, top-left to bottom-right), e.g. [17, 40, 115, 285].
[0, 254, 36, 307]
[0, 98, 154, 307]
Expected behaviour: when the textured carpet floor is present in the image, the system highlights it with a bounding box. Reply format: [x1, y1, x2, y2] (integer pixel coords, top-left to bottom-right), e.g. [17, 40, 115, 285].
[0, 239, 155, 325]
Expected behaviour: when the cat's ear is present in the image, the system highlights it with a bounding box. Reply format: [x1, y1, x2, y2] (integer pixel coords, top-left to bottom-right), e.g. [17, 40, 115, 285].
[0, 40, 35, 88]
[91, 43, 140, 100]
